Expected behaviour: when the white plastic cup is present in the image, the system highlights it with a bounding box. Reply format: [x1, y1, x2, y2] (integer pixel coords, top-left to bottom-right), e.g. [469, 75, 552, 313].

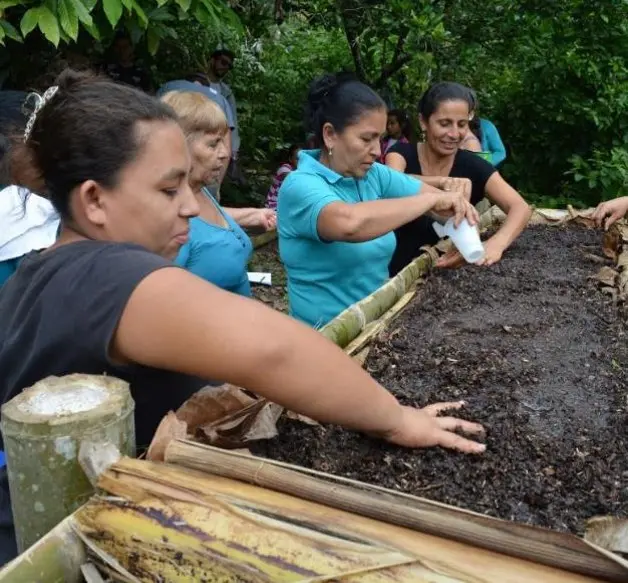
[432, 218, 485, 264]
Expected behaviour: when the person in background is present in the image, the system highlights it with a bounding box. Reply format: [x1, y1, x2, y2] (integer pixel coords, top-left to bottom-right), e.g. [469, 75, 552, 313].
[206, 48, 241, 182]
[467, 88, 506, 166]
[266, 144, 302, 210]
[379, 109, 411, 162]
[0, 134, 59, 288]
[103, 31, 152, 92]
[459, 114, 483, 154]
[157, 74, 235, 133]
[593, 196, 628, 230]
[0, 70, 485, 564]
[277, 73, 478, 329]
[385, 82, 531, 275]
[161, 91, 275, 296]
[0, 91, 28, 137]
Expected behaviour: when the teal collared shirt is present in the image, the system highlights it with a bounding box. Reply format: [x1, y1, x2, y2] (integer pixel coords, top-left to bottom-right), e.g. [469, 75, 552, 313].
[277, 149, 422, 327]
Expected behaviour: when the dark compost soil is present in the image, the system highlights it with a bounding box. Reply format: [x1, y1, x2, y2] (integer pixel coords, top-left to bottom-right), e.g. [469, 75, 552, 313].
[249, 240, 288, 313]
[253, 225, 628, 534]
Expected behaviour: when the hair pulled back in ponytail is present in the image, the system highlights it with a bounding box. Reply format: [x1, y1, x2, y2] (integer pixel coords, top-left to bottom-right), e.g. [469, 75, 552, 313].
[305, 72, 385, 143]
[10, 69, 177, 218]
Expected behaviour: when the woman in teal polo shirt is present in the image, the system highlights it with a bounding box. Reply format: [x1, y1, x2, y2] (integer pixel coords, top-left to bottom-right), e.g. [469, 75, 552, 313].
[278, 73, 478, 327]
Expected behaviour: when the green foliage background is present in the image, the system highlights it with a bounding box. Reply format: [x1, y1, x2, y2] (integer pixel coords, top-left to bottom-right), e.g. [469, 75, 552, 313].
[1, 0, 628, 208]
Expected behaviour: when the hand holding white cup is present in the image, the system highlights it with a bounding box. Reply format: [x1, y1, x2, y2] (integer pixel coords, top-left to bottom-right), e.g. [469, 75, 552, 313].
[433, 218, 485, 264]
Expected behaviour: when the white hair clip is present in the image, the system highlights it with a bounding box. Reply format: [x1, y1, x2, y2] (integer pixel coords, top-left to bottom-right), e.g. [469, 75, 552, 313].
[23, 85, 59, 142]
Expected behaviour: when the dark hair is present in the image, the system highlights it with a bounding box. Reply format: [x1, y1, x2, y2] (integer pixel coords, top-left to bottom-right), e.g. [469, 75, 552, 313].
[469, 115, 482, 144]
[387, 109, 413, 140]
[418, 82, 474, 120]
[10, 69, 178, 218]
[305, 73, 386, 142]
[0, 134, 10, 186]
[287, 143, 302, 160]
[211, 49, 235, 61]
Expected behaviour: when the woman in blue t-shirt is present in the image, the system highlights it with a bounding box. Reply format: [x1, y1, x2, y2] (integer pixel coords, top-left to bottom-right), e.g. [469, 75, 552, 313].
[161, 91, 275, 296]
[277, 73, 478, 328]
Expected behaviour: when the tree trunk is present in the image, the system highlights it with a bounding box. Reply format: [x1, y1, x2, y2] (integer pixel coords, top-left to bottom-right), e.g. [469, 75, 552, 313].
[337, 0, 368, 82]
[0, 374, 135, 553]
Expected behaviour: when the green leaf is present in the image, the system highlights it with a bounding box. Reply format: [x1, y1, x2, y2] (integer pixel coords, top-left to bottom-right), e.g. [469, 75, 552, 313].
[0, 25, 5, 45]
[37, 5, 60, 46]
[102, 0, 123, 28]
[58, 0, 79, 40]
[0, 19, 22, 41]
[175, 0, 191, 12]
[0, 0, 21, 10]
[146, 27, 159, 55]
[68, 0, 93, 26]
[82, 17, 100, 39]
[20, 7, 40, 36]
[129, 0, 147, 26]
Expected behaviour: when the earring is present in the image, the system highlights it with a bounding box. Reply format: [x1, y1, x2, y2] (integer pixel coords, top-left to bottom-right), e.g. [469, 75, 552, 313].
[328, 147, 333, 157]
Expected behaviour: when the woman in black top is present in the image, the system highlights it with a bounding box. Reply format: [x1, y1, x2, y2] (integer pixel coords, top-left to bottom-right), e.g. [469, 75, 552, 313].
[385, 82, 530, 276]
[0, 71, 485, 565]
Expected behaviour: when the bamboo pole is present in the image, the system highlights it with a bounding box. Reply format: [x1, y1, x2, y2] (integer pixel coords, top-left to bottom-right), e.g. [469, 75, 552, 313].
[164, 440, 628, 583]
[0, 515, 85, 583]
[251, 229, 277, 249]
[320, 204, 506, 348]
[0, 374, 135, 553]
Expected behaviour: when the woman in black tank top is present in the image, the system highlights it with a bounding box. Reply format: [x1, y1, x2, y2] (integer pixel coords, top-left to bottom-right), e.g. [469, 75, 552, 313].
[385, 82, 531, 275]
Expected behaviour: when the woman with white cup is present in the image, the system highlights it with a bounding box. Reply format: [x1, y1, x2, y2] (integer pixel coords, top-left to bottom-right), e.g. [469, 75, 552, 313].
[385, 82, 531, 275]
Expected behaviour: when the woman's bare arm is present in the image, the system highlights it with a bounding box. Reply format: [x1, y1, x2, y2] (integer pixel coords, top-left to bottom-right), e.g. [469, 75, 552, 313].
[223, 207, 263, 227]
[111, 268, 485, 453]
[483, 172, 531, 251]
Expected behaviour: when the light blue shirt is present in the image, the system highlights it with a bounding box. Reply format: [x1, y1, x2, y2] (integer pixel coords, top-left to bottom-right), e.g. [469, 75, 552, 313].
[175, 189, 252, 296]
[278, 150, 422, 327]
[480, 118, 506, 166]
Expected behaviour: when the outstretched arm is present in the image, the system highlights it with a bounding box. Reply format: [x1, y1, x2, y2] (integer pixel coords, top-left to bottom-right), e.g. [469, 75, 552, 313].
[112, 268, 486, 453]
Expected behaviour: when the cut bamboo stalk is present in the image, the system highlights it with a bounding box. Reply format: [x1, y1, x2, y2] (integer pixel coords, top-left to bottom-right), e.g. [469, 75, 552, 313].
[344, 288, 418, 357]
[0, 515, 85, 583]
[0, 374, 136, 552]
[164, 440, 628, 583]
[251, 229, 277, 249]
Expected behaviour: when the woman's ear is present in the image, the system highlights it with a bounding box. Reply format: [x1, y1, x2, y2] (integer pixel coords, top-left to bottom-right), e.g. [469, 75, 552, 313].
[321, 122, 337, 152]
[418, 114, 427, 133]
[75, 180, 107, 227]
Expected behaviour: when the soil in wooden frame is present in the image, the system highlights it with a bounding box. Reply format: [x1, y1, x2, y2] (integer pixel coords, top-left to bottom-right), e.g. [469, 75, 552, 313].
[253, 225, 628, 534]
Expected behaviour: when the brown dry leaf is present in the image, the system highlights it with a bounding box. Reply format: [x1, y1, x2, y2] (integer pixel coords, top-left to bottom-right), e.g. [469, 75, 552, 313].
[146, 411, 188, 462]
[286, 410, 321, 426]
[585, 516, 628, 555]
[176, 384, 255, 431]
[196, 400, 283, 449]
[603, 225, 623, 260]
[590, 266, 618, 287]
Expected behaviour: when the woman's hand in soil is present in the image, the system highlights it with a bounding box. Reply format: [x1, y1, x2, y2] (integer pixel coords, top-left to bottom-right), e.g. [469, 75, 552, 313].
[430, 191, 479, 228]
[436, 238, 505, 269]
[435, 248, 465, 269]
[593, 197, 628, 230]
[385, 402, 486, 453]
[476, 238, 505, 267]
